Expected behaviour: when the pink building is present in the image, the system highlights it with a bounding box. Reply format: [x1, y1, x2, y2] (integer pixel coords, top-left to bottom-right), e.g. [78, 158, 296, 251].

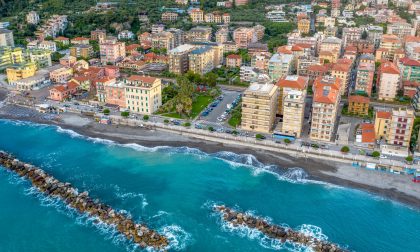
[233, 27, 257, 49]
[99, 38, 126, 64]
[105, 81, 126, 108]
[235, 0, 248, 6]
[49, 81, 80, 101]
[226, 54, 242, 68]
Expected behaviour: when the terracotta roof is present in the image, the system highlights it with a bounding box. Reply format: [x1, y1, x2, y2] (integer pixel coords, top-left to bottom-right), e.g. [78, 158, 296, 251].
[226, 54, 241, 59]
[361, 123, 375, 143]
[348, 95, 370, 104]
[308, 64, 329, 72]
[71, 37, 89, 41]
[313, 86, 339, 104]
[277, 46, 292, 54]
[381, 62, 400, 75]
[399, 57, 420, 66]
[291, 45, 303, 51]
[336, 58, 353, 65]
[294, 43, 313, 49]
[381, 34, 400, 43]
[276, 76, 307, 90]
[404, 35, 420, 43]
[127, 75, 156, 83]
[55, 36, 69, 41]
[126, 44, 141, 51]
[376, 111, 391, 119]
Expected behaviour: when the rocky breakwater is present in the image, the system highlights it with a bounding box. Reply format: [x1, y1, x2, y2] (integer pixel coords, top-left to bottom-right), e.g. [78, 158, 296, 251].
[214, 205, 346, 252]
[0, 151, 168, 250]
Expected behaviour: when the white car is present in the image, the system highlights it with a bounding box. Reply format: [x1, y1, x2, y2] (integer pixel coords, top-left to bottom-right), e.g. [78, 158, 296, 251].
[380, 155, 387, 159]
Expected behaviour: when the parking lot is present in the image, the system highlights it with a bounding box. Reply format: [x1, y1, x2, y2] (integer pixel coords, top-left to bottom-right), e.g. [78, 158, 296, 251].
[199, 90, 241, 124]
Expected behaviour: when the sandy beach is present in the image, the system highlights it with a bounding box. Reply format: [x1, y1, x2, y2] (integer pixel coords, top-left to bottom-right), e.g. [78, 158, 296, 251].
[0, 96, 419, 208]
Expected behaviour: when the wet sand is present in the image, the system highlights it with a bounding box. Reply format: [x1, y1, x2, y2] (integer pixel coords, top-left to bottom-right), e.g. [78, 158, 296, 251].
[0, 101, 419, 209]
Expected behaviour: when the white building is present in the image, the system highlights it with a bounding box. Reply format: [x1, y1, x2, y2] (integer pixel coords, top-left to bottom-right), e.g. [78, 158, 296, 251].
[26, 11, 40, 25]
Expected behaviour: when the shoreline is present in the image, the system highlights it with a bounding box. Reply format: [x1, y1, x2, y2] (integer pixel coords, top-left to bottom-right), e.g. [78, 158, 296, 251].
[0, 101, 419, 209]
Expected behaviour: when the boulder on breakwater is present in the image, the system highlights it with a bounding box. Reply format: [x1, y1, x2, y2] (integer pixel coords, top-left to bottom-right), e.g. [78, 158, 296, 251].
[0, 151, 168, 250]
[214, 205, 346, 252]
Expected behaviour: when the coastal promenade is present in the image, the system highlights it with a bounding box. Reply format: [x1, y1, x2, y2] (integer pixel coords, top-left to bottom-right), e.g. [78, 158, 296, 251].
[108, 115, 420, 174]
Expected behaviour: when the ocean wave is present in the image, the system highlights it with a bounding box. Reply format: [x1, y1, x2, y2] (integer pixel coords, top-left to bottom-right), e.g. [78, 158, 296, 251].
[53, 125, 323, 186]
[159, 224, 193, 251]
[206, 202, 331, 252]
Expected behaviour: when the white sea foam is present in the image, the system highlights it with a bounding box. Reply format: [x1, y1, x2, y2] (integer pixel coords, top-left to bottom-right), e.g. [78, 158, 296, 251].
[205, 201, 338, 252]
[159, 224, 192, 251]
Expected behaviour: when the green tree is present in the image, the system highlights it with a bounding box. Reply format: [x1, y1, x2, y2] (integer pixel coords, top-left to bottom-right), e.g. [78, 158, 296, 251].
[406, 156, 413, 162]
[284, 139, 291, 144]
[341, 146, 350, 153]
[372, 151, 380, 158]
[121, 111, 129, 117]
[143, 115, 149, 121]
[103, 108, 110, 115]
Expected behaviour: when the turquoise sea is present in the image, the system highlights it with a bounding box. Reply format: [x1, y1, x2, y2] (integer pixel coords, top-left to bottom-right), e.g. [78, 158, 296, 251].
[0, 119, 420, 252]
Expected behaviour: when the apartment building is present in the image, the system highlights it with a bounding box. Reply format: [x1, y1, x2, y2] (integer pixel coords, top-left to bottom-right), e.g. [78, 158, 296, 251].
[70, 44, 93, 59]
[310, 76, 341, 142]
[49, 67, 73, 83]
[398, 57, 420, 82]
[348, 95, 370, 116]
[240, 66, 260, 82]
[281, 89, 306, 138]
[268, 53, 293, 81]
[124, 75, 162, 115]
[26, 11, 40, 25]
[381, 107, 415, 157]
[342, 27, 362, 47]
[190, 9, 204, 23]
[226, 54, 242, 68]
[104, 80, 126, 108]
[298, 19, 310, 34]
[168, 44, 196, 74]
[38, 41, 57, 52]
[162, 12, 178, 22]
[241, 76, 279, 133]
[185, 26, 212, 43]
[387, 22, 415, 39]
[188, 46, 214, 75]
[167, 28, 185, 47]
[216, 28, 229, 44]
[99, 38, 126, 64]
[319, 36, 342, 54]
[233, 27, 257, 49]
[374, 110, 392, 140]
[355, 62, 375, 96]
[377, 34, 402, 60]
[377, 62, 401, 101]
[118, 30, 135, 40]
[251, 52, 271, 72]
[6, 63, 37, 82]
[330, 60, 352, 95]
[276, 75, 307, 115]
[0, 29, 14, 47]
[0, 47, 24, 69]
[91, 29, 107, 42]
[151, 32, 175, 51]
[35, 15, 68, 40]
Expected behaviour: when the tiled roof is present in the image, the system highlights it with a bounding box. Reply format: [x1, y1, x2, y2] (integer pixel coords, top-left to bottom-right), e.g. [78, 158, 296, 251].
[276, 75, 307, 90]
[348, 95, 370, 104]
[127, 75, 156, 83]
[376, 111, 391, 119]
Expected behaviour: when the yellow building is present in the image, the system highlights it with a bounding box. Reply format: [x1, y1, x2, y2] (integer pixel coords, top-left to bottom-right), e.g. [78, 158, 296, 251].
[348, 95, 370, 116]
[374, 110, 391, 140]
[241, 75, 279, 133]
[124, 75, 162, 115]
[190, 9, 204, 23]
[0, 47, 24, 69]
[281, 89, 306, 137]
[6, 63, 37, 82]
[298, 19, 310, 34]
[188, 46, 214, 75]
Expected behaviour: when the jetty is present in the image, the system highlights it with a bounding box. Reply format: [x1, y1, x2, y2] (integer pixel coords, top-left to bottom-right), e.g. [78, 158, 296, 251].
[214, 205, 345, 252]
[0, 151, 168, 250]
